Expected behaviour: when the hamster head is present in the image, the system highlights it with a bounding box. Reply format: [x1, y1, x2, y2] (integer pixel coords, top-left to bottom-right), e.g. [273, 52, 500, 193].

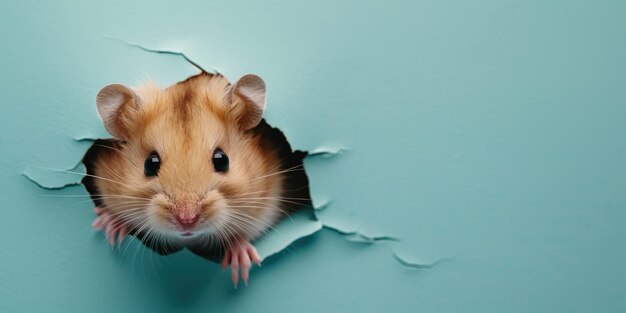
[94, 73, 284, 243]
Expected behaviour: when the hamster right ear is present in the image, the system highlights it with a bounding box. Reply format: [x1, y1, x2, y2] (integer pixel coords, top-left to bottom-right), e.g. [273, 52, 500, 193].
[96, 84, 139, 139]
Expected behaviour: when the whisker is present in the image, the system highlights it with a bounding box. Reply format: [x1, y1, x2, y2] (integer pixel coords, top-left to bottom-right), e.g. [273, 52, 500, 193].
[76, 198, 148, 206]
[248, 164, 305, 183]
[223, 215, 275, 242]
[227, 204, 294, 222]
[233, 197, 309, 207]
[33, 167, 137, 189]
[93, 143, 134, 161]
[226, 210, 281, 233]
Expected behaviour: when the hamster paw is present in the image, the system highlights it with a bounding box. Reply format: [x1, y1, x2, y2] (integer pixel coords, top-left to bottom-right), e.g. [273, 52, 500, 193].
[92, 206, 129, 248]
[221, 241, 262, 288]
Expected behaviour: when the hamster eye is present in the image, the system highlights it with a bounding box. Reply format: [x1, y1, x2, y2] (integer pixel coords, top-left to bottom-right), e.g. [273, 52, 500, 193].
[212, 148, 229, 173]
[144, 152, 161, 177]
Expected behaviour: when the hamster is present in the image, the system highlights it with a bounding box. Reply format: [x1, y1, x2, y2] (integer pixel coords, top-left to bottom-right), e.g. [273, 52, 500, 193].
[82, 72, 310, 287]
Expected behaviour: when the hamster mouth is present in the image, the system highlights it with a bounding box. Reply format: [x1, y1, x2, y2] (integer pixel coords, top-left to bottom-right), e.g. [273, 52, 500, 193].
[175, 224, 199, 236]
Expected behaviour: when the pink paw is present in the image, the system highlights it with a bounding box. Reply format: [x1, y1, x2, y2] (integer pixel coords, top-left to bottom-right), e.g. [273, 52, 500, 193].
[221, 241, 262, 288]
[92, 206, 128, 248]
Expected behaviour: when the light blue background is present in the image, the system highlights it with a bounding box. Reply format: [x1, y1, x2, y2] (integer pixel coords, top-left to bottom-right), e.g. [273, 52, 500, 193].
[1, 1, 625, 312]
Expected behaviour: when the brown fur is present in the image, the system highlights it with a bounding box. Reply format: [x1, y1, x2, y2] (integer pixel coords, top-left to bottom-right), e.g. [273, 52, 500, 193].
[87, 73, 290, 252]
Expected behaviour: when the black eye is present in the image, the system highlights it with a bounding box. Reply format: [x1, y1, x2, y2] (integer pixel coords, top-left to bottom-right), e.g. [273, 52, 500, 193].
[212, 148, 229, 173]
[144, 152, 161, 177]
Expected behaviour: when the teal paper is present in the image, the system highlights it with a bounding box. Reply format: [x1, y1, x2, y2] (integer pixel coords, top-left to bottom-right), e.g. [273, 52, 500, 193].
[1, 1, 625, 312]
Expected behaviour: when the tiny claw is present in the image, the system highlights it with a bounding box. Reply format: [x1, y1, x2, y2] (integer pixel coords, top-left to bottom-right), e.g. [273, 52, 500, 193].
[107, 230, 116, 247]
[240, 249, 251, 284]
[94, 206, 106, 215]
[246, 243, 262, 266]
[230, 247, 240, 287]
[232, 272, 239, 289]
[223, 241, 260, 287]
[117, 225, 127, 245]
[92, 206, 130, 249]
[221, 249, 231, 271]
[92, 217, 104, 229]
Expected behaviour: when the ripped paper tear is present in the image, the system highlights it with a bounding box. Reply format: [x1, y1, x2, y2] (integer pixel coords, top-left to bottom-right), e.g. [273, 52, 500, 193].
[105, 37, 215, 74]
[22, 162, 86, 190]
[322, 224, 400, 243]
[255, 208, 322, 261]
[392, 253, 451, 270]
[308, 144, 348, 157]
[73, 136, 98, 142]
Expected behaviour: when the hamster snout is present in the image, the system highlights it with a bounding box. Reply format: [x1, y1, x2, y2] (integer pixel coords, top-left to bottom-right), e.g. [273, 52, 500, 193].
[153, 191, 226, 236]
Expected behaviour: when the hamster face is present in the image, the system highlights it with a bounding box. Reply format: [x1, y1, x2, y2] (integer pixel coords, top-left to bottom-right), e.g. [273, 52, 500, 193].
[93, 74, 284, 244]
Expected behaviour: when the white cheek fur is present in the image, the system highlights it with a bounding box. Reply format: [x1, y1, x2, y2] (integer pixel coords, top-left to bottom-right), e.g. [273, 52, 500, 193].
[143, 201, 177, 237]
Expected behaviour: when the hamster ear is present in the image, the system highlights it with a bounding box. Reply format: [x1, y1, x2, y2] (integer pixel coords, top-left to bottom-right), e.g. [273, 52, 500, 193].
[228, 74, 266, 130]
[96, 84, 139, 139]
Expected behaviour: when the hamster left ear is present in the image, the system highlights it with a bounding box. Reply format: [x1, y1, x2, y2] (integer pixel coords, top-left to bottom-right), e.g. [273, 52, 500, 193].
[96, 84, 139, 139]
[228, 74, 266, 130]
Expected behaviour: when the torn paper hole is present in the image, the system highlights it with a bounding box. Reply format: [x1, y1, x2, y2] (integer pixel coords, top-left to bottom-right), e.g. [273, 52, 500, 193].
[80, 113, 315, 264]
[25, 132, 321, 265]
[21, 53, 323, 280]
[21, 39, 438, 277]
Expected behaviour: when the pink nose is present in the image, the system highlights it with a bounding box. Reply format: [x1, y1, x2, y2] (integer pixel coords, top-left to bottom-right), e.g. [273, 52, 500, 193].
[176, 213, 199, 225]
[173, 200, 199, 226]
